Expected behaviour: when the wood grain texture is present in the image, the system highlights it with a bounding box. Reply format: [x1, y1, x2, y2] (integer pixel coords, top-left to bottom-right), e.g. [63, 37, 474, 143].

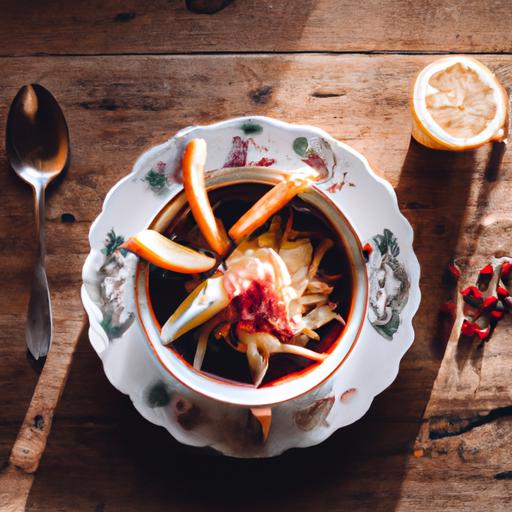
[0, 53, 511, 510]
[1, 0, 512, 56]
[0, 318, 86, 512]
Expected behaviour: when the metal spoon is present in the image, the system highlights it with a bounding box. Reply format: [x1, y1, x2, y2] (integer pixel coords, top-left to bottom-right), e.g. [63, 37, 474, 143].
[6, 84, 70, 359]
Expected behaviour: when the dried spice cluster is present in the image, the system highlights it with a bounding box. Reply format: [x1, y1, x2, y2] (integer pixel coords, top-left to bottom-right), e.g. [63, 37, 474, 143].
[453, 261, 512, 343]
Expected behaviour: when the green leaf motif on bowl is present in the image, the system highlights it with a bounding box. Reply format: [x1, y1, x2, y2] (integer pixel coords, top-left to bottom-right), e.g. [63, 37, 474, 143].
[240, 121, 263, 135]
[101, 229, 126, 257]
[143, 161, 170, 193]
[374, 229, 400, 258]
[293, 137, 309, 157]
[292, 136, 336, 180]
[100, 312, 132, 340]
[146, 382, 171, 408]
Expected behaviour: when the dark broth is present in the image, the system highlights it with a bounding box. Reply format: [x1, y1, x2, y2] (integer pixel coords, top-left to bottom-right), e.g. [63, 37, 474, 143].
[148, 183, 353, 386]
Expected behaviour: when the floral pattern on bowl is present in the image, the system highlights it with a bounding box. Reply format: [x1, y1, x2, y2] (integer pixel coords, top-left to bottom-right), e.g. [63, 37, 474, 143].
[367, 229, 411, 340]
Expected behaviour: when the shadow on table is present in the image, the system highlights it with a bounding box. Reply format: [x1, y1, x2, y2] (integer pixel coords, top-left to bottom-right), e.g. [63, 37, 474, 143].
[453, 140, 507, 376]
[32, 330, 430, 512]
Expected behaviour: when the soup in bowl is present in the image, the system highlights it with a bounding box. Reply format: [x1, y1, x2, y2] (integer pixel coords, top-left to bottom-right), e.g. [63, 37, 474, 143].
[132, 166, 367, 408]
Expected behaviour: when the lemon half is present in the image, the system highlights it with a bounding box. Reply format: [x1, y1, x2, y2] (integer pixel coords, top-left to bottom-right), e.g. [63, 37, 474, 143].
[411, 56, 508, 150]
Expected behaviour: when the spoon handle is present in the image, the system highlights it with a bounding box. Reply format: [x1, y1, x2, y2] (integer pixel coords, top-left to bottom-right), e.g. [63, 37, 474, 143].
[25, 182, 53, 359]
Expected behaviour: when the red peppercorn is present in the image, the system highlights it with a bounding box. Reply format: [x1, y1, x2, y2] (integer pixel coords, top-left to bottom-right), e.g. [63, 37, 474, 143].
[491, 310, 505, 320]
[443, 260, 462, 287]
[479, 264, 494, 276]
[461, 286, 482, 297]
[497, 286, 509, 300]
[448, 261, 461, 280]
[481, 295, 498, 311]
[501, 262, 512, 285]
[362, 243, 373, 262]
[460, 319, 490, 341]
[461, 319, 476, 337]
[477, 264, 494, 291]
[461, 286, 484, 307]
[475, 325, 491, 341]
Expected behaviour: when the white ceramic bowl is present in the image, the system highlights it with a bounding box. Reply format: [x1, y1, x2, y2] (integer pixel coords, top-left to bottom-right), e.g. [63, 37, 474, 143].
[137, 166, 368, 406]
[81, 116, 420, 457]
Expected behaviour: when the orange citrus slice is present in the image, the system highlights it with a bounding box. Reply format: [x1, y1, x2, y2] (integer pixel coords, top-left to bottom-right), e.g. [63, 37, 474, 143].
[182, 138, 231, 256]
[120, 229, 216, 273]
[229, 172, 316, 243]
[410, 56, 508, 150]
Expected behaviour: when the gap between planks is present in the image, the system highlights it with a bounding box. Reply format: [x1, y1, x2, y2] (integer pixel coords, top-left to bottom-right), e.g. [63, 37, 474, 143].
[3, 50, 512, 59]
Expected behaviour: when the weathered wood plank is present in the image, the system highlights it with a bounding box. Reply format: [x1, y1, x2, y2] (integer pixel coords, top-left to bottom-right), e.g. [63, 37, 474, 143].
[0, 53, 510, 510]
[1, 0, 512, 56]
[398, 204, 512, 510]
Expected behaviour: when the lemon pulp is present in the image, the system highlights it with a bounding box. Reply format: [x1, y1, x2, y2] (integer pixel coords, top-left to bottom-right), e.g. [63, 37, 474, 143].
[426, 63, 497, 139]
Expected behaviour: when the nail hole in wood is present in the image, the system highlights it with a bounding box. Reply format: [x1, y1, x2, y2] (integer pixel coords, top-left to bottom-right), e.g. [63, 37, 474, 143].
[61, 213, 75, 223]
[114, 12, 136, 22]
[250, 85, 273, 105]
[33, 415, 44, 431]
[185, 0, 233, 14]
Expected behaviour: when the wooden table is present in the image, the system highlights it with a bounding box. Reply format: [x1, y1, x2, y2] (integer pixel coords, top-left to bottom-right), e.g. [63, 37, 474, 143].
[1, 1, 511, 510]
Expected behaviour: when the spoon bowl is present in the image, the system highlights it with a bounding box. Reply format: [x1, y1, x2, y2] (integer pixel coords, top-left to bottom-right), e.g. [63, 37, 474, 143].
[7, 84, 69, 183]
[5, 84, 70, 359]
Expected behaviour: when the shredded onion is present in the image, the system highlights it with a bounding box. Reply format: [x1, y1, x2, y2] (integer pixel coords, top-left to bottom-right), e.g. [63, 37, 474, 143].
[303, 304, 345, 330]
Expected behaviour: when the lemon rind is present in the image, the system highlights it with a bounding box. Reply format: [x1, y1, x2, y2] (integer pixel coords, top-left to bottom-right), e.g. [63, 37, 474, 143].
[411, 56, 508, 150]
